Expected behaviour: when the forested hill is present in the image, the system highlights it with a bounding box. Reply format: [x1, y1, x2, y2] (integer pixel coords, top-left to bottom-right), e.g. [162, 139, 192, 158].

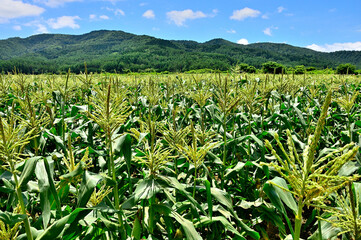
[0, 29, 360, 73]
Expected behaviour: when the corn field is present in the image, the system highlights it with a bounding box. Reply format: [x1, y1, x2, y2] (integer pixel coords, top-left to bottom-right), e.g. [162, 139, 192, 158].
[1, 71, 361, 240]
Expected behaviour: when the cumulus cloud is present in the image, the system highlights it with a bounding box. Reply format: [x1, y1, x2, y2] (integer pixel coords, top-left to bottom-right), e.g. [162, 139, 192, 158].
[230, 7, 260, 21]
[48, 16, 80, 29]
[89, 14, 97, 20]
[306, 42, 361, 52]
[0, 0, 44, 21]
[35, 0, 82, 8]
[143, 10, 155, 19]
[167, 9, 207, 26]
[263, 27, 272, 36]
[237, 38, 249, 45]
[99, 15, 109, 20]
[277, 6, 286, 13]
[35, 24, 48, 33]
[263, 26, 278, 36]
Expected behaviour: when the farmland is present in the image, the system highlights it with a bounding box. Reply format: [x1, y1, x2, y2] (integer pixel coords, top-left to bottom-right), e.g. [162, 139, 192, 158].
[1, 71, 361, 240]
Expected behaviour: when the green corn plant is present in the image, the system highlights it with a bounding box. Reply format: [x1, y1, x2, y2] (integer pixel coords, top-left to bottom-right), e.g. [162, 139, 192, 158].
[134, 139, 174, 176]
[131, 114, 164, 153]
[161, 114, 190, 150]
[51, 70, 73, 142]
[336, 88, 359, 143]
[87, 83, 131, 238]
[86, 183, 112, 207]
[177, 122, 219, 198]
[262, 90, 360, 240]
[0, 219, 20, 240]
[240, 81, 266, 162]
[77, 63, 93, 102]
[142, 78, 162, 109]
[0, 116, 36, 240]
[318, 182, 361, 239]
[189, 85, 212, 145]
[132, 138, 175, 236]
[16, 93, 50, 155]
[59, 135, 92, 183]
[0, 73, 12, 101]
[213, 77, 241, 189]
[161, 121, 190, 175]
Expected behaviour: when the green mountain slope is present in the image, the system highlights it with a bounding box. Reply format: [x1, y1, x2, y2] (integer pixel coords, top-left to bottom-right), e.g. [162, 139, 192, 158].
[0, 30, 360, 73]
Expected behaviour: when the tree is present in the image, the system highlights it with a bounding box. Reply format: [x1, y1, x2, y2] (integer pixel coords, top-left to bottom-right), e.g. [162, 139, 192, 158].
[230, 63, 257, 73]
[247, 65, 256, 73]
[306, 66, 316, 72]
[294, 65, 305, 75]
[336, 63, 356, 74]
[262, 61, 285, 74]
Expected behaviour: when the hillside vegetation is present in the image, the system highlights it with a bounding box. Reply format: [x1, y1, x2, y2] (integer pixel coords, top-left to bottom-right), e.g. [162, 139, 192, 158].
[0, 30, 360, 73]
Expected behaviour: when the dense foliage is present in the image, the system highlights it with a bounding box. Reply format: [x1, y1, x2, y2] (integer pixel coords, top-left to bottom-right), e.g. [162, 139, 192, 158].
[337, 63, 356, 74]
[0, 71, 361, 240]
[0, 30, 361, 74]
[262, 61, 286, 74]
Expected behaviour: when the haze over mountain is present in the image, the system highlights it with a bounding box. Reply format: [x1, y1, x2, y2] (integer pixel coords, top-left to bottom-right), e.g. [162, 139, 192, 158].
[0, 30, 360, 73]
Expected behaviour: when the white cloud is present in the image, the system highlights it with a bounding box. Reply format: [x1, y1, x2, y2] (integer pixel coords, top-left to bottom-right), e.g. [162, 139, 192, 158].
[0, 0, 44, 21]
[167, 9, 207, 26]
[114, 9, 125, 16]
[227, 29, 236, 34]
[103, 7, 124, 16]
[90, 14, 109, 20]
[230, 7, 260, 21]
[139, 2, 147, 7]
[263, 27, 272, 36]
[209, 9, 218, 17]
[48, 16, 80, 29]
[237, 38, 249, 45]
[263, 26, 278, 36]
[143, 10, 155, 19]
[306, 42, 361, 52]
[35, 0, 82, 8]
[24, 20, 49, 34]
[99, 15, 109, 20]
[262, 14, 269, 19]
[277, 6, 286, 13]
[13, 25, 22, 31]
[35, 24, 48, 34]
[306, 44, 326, 52]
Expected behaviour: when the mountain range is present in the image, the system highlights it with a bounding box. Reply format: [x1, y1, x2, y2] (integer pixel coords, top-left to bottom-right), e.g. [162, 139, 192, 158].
[0, 30, 360, 73]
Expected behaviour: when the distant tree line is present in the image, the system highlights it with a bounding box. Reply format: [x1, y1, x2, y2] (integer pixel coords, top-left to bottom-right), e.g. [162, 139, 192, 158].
[0, 58, 359, 75]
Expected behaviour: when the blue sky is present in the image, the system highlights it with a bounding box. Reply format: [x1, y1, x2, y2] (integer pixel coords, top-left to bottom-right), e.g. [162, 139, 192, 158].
[0, 0, 361, 52]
